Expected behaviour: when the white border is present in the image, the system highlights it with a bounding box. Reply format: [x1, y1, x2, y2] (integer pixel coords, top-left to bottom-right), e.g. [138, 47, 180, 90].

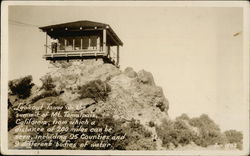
[1, 1, 249, 155]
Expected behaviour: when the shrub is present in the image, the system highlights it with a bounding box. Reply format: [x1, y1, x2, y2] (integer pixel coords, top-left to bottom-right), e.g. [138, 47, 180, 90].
[173, 120, 197, 146]
[189, 114, 223, 147]
[156, 119, 177, 148]
[40, 75, 55, 90]
[8, 107, 16, 130]
[78, 79, 111, 102]
[148, 121, 155, 127]
[224, 130, 243, 150]
[78, 117, 156, 150]
[156, 119, 196, 148]
[75, 116, 127, 150]
[122, 119, 156, 150]
[156, 114, 240, 149]
[8, 75, 34, 99]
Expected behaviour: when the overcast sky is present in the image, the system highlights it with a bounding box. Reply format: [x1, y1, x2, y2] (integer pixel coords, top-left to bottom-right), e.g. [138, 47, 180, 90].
[8, 4, 248, 132]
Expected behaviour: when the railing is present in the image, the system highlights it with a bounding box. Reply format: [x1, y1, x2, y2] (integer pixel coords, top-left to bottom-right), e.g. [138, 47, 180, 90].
[45, 44, 103, 54]
[43, 44, 118, 66]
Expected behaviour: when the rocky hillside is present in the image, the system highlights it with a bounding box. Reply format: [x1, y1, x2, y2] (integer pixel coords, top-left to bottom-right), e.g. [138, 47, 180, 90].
[45, 59, 169, 124]
[8, 59, 169, 150]
[8, 59, 242, 150]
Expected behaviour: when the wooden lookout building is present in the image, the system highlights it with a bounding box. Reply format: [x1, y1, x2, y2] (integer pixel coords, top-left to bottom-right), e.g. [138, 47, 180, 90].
[39, 20, 123, 67]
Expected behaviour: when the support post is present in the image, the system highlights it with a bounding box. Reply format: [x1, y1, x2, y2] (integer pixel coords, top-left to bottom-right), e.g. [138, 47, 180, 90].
[73, 39, 75, 50]
[45, 33, 48, 54]
[108, 46, 110, 57]
[80, 38, 83, 49]
[97, 36, 100, 51]
[116, 45, 119, 66]
[88, 37, 91, 49]
[103, 29, 107, 55]
[64, 39, 67, 51]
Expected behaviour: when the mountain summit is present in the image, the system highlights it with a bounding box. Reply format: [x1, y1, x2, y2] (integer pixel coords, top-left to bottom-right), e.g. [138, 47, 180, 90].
[8, 59, 169, 150]
[44, 59, 169, 123]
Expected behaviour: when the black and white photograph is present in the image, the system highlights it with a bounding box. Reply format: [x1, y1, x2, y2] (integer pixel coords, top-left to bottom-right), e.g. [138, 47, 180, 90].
[1, 1, 249, 155]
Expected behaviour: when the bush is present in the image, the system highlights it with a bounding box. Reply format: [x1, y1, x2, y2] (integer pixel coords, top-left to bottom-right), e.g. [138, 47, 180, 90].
[8, 107, 16, 130]
[156, 119, 196, 148]
[122, 119, 156, 150]
[74, 116, 127, 150]
[156, 114, 241, 149]
[78, 79, 111, 102]
[224, 130, 243, 150]
[9, 75, 34, 99]
[77, 117, 156, 150]
[189, 114, 223, 147]
[40, 75, 55, 90]
[148, 121, 155, 127]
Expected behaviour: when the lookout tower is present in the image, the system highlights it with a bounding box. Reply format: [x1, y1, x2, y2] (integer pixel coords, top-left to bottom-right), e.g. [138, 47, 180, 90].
[39, 20, 123, 67]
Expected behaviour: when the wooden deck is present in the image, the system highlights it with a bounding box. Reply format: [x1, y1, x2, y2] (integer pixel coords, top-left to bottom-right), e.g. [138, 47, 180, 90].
[43, 51, 106, 59]
[43, 50, 119, 67]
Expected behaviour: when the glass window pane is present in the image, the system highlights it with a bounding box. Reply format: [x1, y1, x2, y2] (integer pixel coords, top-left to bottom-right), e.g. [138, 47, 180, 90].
[82, 36, 89, 49]
[90, 36, 97, 47]
[74, 37, 81, 50]
[58, 38, 65, 50]
[65, 37, 73, 50]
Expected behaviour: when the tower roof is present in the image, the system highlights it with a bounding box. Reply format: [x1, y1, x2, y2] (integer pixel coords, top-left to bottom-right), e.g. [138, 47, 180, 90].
[39, 20, 123, 46]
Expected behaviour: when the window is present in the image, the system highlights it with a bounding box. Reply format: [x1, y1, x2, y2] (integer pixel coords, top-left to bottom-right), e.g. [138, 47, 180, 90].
[82, 36, 89, 49]
[90, 36, 97, 47]
[58, 38, 65, 50]
[65, 37, 73, 50]
[74, 37, 81, 50]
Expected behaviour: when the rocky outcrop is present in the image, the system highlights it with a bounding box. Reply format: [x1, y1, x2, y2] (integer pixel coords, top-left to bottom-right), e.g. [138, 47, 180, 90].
[8, 59, 170, 150]
[44, 59, 169, 125]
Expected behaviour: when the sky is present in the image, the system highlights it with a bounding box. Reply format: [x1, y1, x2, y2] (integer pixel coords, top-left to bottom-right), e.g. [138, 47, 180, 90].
[7, 4, 248, 132]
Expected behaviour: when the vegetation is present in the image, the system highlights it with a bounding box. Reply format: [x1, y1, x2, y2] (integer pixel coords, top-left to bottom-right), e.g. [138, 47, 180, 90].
[8, 75, 34, 99]
[123, 118, 156, 150]
[189, 114, 226, 147]
[78, 79, 111, 102]
[156, 119, 196, 148]
[40, 75, 56, 90]
[8, 75, 243, 150]
[224, 130, 243, 150]
[156, 113, 243, 150]
[73, 117, 155, 150]
[29, 113, 155, 150]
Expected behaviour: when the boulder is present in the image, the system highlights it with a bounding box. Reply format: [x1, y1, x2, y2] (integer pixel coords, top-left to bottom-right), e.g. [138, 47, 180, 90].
[124, 67, 137, 78]
[137, 70, 155, 86]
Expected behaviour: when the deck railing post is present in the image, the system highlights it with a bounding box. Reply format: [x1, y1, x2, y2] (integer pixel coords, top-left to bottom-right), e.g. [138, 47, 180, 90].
[64, 39, 67, 51]
[117, 45, 119, 66]
[103, 29, 107, 55]
[45, 32, 48, 54]
[80, 38, 83, 50]
[88, 37, 91, 49]
[97, 36, 100, 51]
[108, 46, 110, 57]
